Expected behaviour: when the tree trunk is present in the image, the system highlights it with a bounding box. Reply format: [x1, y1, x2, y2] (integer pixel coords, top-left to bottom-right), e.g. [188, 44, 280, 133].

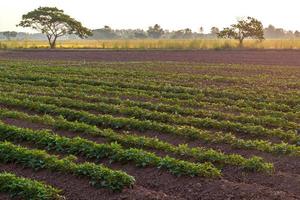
[50, 41, 56, 49]
[47, 35, 57, 49]
[239, 38, 244, 48]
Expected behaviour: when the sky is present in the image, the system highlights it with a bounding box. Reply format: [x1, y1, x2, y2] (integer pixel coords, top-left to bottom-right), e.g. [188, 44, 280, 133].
[0, 0, 300, 33]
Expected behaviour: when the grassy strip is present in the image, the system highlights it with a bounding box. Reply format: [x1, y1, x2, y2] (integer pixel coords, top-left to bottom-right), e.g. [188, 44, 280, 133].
[0, 141, 135, 192]
[0, 172, 63, 200]
[0, 108, 273, 172]
[0, 95, 299, 156]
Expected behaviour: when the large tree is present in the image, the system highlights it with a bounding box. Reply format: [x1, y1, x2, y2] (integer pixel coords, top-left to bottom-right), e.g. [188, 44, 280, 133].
[18, 7, 92, 48]
[217, 17, 264, 46]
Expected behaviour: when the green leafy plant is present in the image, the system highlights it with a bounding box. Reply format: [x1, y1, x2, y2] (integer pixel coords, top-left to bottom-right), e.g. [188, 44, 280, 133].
[0, 172, 63, 200]
[0, 141, 135, 192]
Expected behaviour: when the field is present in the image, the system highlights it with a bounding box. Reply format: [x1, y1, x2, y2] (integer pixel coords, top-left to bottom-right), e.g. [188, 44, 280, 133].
[2, 39, 300, 49]
[0, 50, 300, 199]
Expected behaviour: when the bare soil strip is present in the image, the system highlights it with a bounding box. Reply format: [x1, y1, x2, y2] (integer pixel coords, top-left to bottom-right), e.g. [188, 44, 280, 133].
[2, 49, 300, 66]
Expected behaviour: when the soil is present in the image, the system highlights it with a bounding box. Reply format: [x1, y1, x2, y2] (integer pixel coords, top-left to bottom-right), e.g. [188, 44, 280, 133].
[1, 49, 300, 199]
[1, 49, 300, 66]
[1, 114, 300, 200]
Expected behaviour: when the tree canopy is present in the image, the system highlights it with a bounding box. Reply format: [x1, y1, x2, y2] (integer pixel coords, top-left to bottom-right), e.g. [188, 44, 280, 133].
[18, 7, 92, 48]
[147, 24, 164, 38]
[217, 17, 264, 46]
[3, 31, 17, 40]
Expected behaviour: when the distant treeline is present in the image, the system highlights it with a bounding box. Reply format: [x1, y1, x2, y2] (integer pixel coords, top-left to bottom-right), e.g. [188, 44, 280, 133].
[1, 24, 300, 40]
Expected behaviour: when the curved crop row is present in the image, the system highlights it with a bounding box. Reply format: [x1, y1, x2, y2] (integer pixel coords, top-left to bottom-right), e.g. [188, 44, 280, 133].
[0, 73, 297, 113]
[7, 63, 300, 93]
[9, 92, 298, 143]
[1, 78, 299, 122]
[0, 83, 297, 130]
[0, 107, 273, 172]
[0, 95, 299, 156]
[2, 71, 299, 109]
[2, 64, 262, 88]
[0, 121, 221, 177]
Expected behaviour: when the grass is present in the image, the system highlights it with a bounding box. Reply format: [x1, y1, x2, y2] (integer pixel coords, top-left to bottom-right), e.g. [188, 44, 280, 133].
[1, 39, 300, 49]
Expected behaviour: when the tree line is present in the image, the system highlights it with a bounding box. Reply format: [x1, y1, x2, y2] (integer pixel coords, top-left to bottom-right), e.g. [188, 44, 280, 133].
[1, 7, 300, 48]
[3, 24, 300, 40]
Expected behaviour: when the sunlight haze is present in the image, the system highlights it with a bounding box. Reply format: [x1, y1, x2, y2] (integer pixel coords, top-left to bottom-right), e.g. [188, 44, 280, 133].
[1, 0, 300, 32]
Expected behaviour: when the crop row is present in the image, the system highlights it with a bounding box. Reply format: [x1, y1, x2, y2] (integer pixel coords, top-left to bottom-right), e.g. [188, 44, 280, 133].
[0, 121, 221, 177]
[0, 95, 299, 156]
[0, 83, 297, 131]
[0, 172, 63, 200]
[0, 107, 273, 172]
[8, 92, 298, 143]
[3, 64, 265, 87]
[1, 73, 297, 113]
[0, 141, 135, 192]
[3, 69, 299, 107]
[1, 78, 299, 122]
[1, 82, 299, 130]
[7, 63, 300, 90]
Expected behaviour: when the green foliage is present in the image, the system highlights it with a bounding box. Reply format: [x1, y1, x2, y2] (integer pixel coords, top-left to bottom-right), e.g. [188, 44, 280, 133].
[18, 7, 92, 48]
[147, 24, 164, 38]
[0, 94, 299, 158]
[3, 31, 17, 40]
[0, 172, 63, 200]
[218, 17, 264, 46]
[0, 107, 274, 172]
[0, 121, 221, 177]
[0, 141, 135, 192]
[1, 60, 300, 189]
[4, 92, 300, 144]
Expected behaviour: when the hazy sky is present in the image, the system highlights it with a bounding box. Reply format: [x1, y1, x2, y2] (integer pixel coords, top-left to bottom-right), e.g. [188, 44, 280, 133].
[1, 0, 300, 33]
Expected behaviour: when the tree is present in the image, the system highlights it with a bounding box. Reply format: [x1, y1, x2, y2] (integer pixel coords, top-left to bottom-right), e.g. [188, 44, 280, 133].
[134, 30, 148, 39]
[17, 7, 92, 48]
[147, 24, 164, 38]
[264, 25, 286, 38]
[3, 31, 17, 40]
[199, 27, 204, 34]
[172, 28, 193, 39]
[218, 17, 264, 46]
[92, 26, 119, 39]
[210, 27, 219, 37]
[295, 31, 300, 38]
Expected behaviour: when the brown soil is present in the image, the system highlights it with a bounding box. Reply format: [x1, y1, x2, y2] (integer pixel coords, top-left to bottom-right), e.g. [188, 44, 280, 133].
[1, 116, 300, 200]
[1, 50, 300, 199]
[2, 49, 300, 66]
[0, 163, 178, 200]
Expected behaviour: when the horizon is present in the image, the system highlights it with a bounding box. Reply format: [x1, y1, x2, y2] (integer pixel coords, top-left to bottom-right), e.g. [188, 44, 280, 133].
[1, 0, 300, 33]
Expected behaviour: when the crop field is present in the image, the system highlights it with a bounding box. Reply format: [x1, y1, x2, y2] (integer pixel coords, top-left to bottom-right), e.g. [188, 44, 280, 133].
[0, 53, 299, 199]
